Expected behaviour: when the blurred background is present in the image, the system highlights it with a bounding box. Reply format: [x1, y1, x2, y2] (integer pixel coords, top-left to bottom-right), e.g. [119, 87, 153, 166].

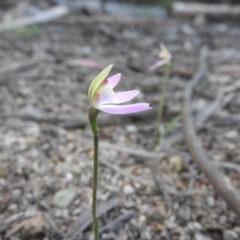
[0, 0, 240, 240]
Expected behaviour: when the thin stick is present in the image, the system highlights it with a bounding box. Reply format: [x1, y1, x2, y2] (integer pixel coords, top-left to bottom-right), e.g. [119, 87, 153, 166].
[0, 6, 69, 31]
[182, 47, 240, 216]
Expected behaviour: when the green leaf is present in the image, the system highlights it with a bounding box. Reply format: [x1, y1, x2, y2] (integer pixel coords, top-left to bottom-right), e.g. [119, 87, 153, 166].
[158, 114, 181, 144]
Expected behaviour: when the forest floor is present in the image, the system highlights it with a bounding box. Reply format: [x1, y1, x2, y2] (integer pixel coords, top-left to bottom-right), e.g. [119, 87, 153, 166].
[0, 1, 240, 240]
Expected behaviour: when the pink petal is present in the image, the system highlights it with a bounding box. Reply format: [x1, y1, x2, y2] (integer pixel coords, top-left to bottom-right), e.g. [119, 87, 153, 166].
[99, 103, 151, 115]
[106, 73, 121, 88]
[100, 90, 139, 104]
[149, 59, 168, 71]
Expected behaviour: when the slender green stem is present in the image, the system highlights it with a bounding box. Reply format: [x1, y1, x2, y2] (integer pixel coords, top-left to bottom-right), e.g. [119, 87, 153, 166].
[157, 114, 181, 144]
[157, 63, 170, 126]
[88, 107, 99, 240]
[155, 63, 171, 147]
[92, 134, 99, 240]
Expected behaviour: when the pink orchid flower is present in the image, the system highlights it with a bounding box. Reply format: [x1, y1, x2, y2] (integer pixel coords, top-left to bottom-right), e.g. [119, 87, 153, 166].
[149, 43, 171, 71]
[88, 65, 151, 114]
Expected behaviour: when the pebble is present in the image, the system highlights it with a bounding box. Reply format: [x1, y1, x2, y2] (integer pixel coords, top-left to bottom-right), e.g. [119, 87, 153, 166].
[223, 230, 239, 240]
[12, 189, 22, 200]
[125, 125, 137, 133]
[65, 172, 74, 181]
[123, 184, 135, 195]
[8, 204, 17, 212]
[225, 130, 238, 139]
[73, 208, 82, 215]
[194, 233, 211, 240]
[186, 222, 203, 234]
[207, 196, 215, 207]
[52, 189, 77, 208]
[169, 156, 183, 172]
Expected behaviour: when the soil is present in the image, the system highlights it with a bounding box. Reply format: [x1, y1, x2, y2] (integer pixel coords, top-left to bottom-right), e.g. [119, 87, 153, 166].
[0, 1, 240, 240]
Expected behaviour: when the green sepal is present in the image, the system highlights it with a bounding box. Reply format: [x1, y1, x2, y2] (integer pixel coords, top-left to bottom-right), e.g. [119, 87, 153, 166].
[88, 64, 113, 104]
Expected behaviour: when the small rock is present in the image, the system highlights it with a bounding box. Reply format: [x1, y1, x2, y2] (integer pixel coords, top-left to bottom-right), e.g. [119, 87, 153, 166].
[65, 172, 74, 181]
[181, 24, 196, 35]
[194, 233, 211, 240]
[223, 230, 239, 240]
[12, 189, 22, 200]
[8, 204, 18, 211]
[225, 131, 238, 139]
[52, 189, 77, 208]
[187, 222, 203, 234]
[125, 125, 137, 133]
[165, 217, 177, 229]
[169, 156, 183, 172]
[207, 196, 215, 207]
[123, 184, 135, 195]
[73, 208, 82, 215]
[81, 45, 92, 56]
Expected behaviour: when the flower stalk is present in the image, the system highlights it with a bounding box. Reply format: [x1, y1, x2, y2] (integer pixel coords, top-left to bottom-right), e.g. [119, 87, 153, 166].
[157, 62, 170, 128]
[149, 44, 172, 147]
[88, 107, 99, 240]
[88, 65, 151, 239]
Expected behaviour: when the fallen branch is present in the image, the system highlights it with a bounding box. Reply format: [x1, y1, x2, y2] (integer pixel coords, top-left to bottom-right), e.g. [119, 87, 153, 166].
[150, 164, 172, 210]
[99, 141, 166, 160]
[182, 47, 240, 216]
[213, 161, 240, 173]
[100, 158, 153, 187]
[99, 211, 135, 235]
[64, 198, 119, 240]
[163, 92, 234, 147]
[43, 213, 63, 238]
[0, 6, 69, 32]
[172, 2, 240, 17]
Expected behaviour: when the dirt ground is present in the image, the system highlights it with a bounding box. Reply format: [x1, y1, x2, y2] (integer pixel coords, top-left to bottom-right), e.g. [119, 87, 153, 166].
[0, 1, 240, 240]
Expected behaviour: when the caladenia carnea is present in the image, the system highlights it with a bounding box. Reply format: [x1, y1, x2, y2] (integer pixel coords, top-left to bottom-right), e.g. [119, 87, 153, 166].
[88, 64, 151, 240]
[149, 44, 176, 147]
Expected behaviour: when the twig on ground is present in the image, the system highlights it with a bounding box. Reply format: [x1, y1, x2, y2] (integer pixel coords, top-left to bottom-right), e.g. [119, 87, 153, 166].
[213, 161, 240, 173]
[195, 92, 235, 127]
[172, 2, 240, 16]
[164, 92, 235, 147]
[100, 158, 202, 196]
[100, 158, 153, 187]
[0, 6, 69, 32]
[64, 198, 119, 240]
[167, 188, 202, 197]
[182, 46, 240, 216]
[0, 214, 25, 234]
[99, 141, 166, 160]
[99, 211, 135, 235]
[150, 165, 172, 210]
[182, 166, 197, 220]
[43, 213, 64, 238]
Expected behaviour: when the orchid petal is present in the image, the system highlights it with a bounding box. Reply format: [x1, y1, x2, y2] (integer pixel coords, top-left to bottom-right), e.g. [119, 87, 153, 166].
[149, 59, 168, 71]
[159, 43, 171, 60]
[100, 90, 139, 105]
[106, 73, 121, 88]
[98, 103, 151, 114]
[88, 64, 113, 103]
